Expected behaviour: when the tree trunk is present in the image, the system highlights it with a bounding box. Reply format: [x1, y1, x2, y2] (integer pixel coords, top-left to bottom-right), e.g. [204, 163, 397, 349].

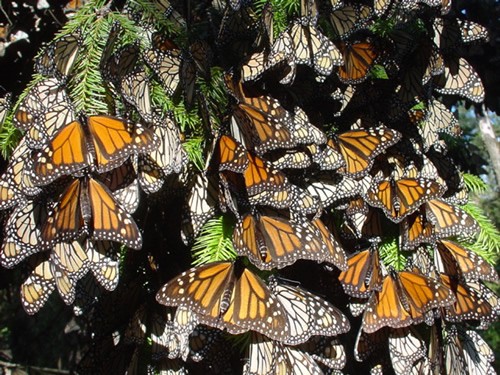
[478, 107, 500, 189]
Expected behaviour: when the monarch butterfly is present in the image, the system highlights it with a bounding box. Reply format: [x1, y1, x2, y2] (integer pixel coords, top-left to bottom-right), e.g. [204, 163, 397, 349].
[226, 76, 297, 154]
[452, 326, 495, 375]
[187, 325, 229, 365]
[458, 19, 489, 44]
[21, 253, 81, 314]
[329, 126, 401, 178]
[99, 161, 140, 214]
[267, 29, 296, 85]
[354, 325, 389, 362]
[438, 274, 499, 324]
[433, 18, 489, 54]
[156, 261, 290, 341]
[144, 35, 182, 96]
[63, 0, 86, 17]
[338, 247, 383, 298]
[51, 240, 89, 278]
[30, 102, 77, 150]
[304, 173, 368, 209]
[86, 240, 120, 291]
[299, 336, 346, 371]
[388, 327, 426, 375]
[0, 139, 42, 210]
[41, 176, 142, 249]
[434, 57, 485, 103]
[217, 134, 249, 173]
[289, 186, 320, 216]
[181, 173, 218, 245]
[139, 115, 186, 177]
[435, 239, 498, 282]
[265, 149, 312, 170]
[365, 177, 445, 223]
[243, 153, 293, 209]
[419, 99, 461, 152]
[270, 279, 350, 345]
[288, 18, 344, 77]
[167, 306, 202, 361]
[34, 30, 82, 79]
[233, 212, 346, 271]
[329, 5, 372, 39]
[292, 106, 327, 145]
[241, 51, 268, 83]
[32, 115, 158, 185]
[443, 325, 496, 375]
[1, 200, 47, 268]
[401, 210, 435, 250]
[304, 143, 342, 171]
[338, 41, 377, 84]
[243, 332, 324, 375]
[120, 68, 154, 123]
[190, 39, 212, 80]
[243, 332, 276, 375]
[362, 269, 455, 333]
[102, 43, 141, 91]
[12, 78, 72, 144]
[342, 196, 387, 240]
[424, 199, 479, 238]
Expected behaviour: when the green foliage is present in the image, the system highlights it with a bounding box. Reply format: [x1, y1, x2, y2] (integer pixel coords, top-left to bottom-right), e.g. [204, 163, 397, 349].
[463, 172, 488, 194]
[380, 239, 406, 270]
[255, 0, 300, 36]
[183, 137, 205, 171]
[462, 202, 500, 263]
[192, 216, 237, 265]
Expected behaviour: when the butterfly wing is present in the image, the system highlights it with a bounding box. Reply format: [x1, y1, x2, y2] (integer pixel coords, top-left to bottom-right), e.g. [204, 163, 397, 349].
[88, 115, 158, 173]
[271, 281, 350, 345]
[339, 247, 382, 298]
[42, 178, 85, 246]
[87, 177, 142, 249]
[333, 127, 401, 178]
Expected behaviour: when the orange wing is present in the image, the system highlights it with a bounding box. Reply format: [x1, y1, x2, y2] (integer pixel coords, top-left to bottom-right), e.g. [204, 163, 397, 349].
[363, 275, 413, 333]
[42, 178, 84, 246]
[33, 120, 88, 186]
[425, 199, 479, 237]
[401, 211, 435, 250]
[338, 42, 377, 84]
[217, 134, 248, 173]
[362, 270, 454, 333]
[339, 247, 382, 298]
[439, 274, 497, 323]
[88, 115, 157, 173]
[87, 177, 142, 249]
[156, 261, 289, 341]
[331, 127, 401, 177]
[366, 178, 444, 223]
[436, 240, 498, 282]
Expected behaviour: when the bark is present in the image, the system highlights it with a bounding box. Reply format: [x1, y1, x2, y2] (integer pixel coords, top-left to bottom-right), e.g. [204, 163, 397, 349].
[478, 106, 500, 189]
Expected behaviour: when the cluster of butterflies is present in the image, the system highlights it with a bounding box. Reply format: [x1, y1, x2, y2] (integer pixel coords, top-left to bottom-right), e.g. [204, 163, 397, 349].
[0, 0, 498, 374]
[0, 18, 189, 315]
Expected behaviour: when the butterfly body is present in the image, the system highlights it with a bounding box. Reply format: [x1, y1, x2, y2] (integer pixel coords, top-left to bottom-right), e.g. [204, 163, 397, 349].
[156, 261, 290, 341]
[362, 269, 455, 333]
[33, 115, 157, 186]
[42, 177, 142, 249]
[366, 177, 445, 223]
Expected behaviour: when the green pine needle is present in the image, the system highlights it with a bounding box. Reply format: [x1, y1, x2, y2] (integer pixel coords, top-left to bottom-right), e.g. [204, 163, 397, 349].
[462, 203, 500, 263]
[463, 173, 488, 194]
[380, 239, 406, 270]
[192, 216, 237, 265]
[183, 137, 205, 171]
